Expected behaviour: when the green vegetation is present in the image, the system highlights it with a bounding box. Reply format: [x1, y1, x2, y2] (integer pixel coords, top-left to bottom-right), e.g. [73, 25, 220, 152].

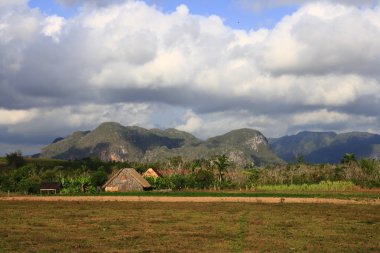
[256, 181, 356, 191]
[0, 157, 7, 166]
[214, 154, 230, 183]
[5, 151, 25, 168]
[0, 201, 379, 252]
[1, 152, 380, 195]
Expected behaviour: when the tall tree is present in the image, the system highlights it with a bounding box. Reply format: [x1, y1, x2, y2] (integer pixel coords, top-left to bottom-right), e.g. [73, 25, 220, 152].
[6, 151, 25, 168]
[214, 155, 229, 183]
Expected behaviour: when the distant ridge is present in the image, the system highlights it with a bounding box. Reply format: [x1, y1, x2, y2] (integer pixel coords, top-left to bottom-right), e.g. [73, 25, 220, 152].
[39, 122, 283, 166]
[270, 131, 380, 163]
[39, 124, 380, 165]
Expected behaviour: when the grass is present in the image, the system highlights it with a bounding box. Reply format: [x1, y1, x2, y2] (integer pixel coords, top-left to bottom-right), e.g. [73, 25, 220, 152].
[256, 181, 356, 191]
[46, 189, 380, 200]
[0, 201, 379, 252]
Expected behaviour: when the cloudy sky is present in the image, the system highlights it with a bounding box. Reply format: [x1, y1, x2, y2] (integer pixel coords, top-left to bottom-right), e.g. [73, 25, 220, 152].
[1, 0, 380, 155]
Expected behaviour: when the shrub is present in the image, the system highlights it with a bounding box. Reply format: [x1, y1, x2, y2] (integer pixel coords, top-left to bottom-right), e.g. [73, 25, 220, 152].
[194, 169, 214, 189]
[359, 158, 376, 175]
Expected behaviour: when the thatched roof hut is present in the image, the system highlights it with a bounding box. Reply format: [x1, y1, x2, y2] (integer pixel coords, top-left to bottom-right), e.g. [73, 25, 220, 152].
[142, 168, 162, 178]
[102, 168, 151, 192]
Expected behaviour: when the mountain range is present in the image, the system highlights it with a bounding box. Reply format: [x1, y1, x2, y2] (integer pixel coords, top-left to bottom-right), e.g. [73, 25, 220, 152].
[38, 122, 283, 166]
[270, 131, 380, 163]
[38, 122, 380, 165]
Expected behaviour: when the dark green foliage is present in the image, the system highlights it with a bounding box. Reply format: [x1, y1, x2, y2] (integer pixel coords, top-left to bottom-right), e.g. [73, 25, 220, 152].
[90, 168, 108, 187]
[145, 176, 172, 190]
[17, 174, 41, 194]
[214, 154, 230, 183]
[146, 169, 215, 190]
[359, 158, 376, 175]
[60, 175, 95, 194]
[194, 169, 214, 189]
[341, 153, 357, 164]
[0, 157, 113, 193]
[40, 169, 59, 182]
[0, 164, 41, 193]
[247, 169, 260, 186]
[5, 151, 25, 168]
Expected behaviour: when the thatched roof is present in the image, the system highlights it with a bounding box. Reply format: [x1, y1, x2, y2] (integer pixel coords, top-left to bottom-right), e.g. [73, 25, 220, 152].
[143, 168, 163, 178]
[126, 168, 151, 188]
[102, 168, 151, 189]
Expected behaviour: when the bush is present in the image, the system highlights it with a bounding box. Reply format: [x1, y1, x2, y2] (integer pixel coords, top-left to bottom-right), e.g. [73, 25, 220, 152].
[194, 169, 214, 189]
[91, 169, 108, 187]
[359, 158, 376, 175]
[17, 175, 41, 194]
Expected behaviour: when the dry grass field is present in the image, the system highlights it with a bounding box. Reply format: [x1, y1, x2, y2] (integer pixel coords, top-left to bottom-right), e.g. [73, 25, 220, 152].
[0, 201, 379, 252]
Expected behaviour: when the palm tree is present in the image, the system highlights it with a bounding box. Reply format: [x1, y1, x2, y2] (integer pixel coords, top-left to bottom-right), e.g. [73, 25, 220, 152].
[341, 153, 356, 165]
[214, 155, 229, 183]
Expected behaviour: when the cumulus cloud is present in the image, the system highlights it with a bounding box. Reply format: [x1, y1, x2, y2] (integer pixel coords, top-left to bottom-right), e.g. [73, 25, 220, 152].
[0, 109, 37, 125]
[41, 15, 65, 42]
[54, 0, 128, 7]
[1, 0, 380, 154]
[176, 110, 203, 133]
[239, 0, 379, 11]
[255, 3, 380, 76]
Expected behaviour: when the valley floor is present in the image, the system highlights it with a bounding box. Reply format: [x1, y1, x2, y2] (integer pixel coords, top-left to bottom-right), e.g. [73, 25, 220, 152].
[0, 200, 379, 252]
[1, 195, 380, 205]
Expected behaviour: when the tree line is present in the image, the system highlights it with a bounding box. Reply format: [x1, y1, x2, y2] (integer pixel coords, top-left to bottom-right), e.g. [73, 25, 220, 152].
[0, 152, 379, 194]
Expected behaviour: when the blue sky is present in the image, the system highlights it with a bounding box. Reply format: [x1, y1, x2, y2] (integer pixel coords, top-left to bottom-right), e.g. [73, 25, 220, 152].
[1, 0, 380, 155]
[28, 0, 298, 30]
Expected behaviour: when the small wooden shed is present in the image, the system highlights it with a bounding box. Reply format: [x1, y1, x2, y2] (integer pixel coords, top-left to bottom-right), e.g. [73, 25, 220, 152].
[102, 168, 151, 192]
[40, 182, 61, 194]
[143, 168, 162, 178]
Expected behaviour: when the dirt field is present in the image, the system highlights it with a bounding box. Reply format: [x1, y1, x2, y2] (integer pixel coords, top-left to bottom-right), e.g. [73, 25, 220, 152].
[0, 200, 379, 252]
[1, 195, 380, 204]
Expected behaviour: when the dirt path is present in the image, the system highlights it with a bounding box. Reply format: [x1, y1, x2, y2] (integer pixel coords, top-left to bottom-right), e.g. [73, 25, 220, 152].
[1, 196, 379, 205]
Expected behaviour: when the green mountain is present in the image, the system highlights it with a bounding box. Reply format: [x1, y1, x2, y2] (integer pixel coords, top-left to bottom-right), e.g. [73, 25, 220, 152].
[39, 122, 283, 166]
[269, 131, 380, 163]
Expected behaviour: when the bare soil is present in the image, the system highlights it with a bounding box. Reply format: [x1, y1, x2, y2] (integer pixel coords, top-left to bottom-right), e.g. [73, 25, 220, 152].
[1, 195, 379, 204]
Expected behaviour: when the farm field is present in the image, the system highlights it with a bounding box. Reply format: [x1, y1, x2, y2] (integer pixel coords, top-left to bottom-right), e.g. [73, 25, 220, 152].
[7, 189, 378, 200]
[0, 201, 379, 252]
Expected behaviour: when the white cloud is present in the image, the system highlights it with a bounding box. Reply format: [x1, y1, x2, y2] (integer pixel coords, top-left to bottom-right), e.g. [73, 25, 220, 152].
[1, 0, 380, 148]
[176, 110, 202, 133]
[0, 108, 37, 125]
[176, 4, 189, 15]
[0, 1, 39, 73]
[0, 0, 27, 9]
[239, 0, 379, 12]
[255, 2, 380, 75]
[41, 15, 65, 42]
[292, 109, 350, 125]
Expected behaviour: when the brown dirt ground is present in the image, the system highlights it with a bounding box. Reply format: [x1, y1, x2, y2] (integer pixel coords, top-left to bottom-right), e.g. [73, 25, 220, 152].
[1, 196, 379, 205]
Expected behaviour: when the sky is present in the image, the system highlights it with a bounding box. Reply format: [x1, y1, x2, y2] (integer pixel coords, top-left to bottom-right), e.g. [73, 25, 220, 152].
[1, 0, 380, 155]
